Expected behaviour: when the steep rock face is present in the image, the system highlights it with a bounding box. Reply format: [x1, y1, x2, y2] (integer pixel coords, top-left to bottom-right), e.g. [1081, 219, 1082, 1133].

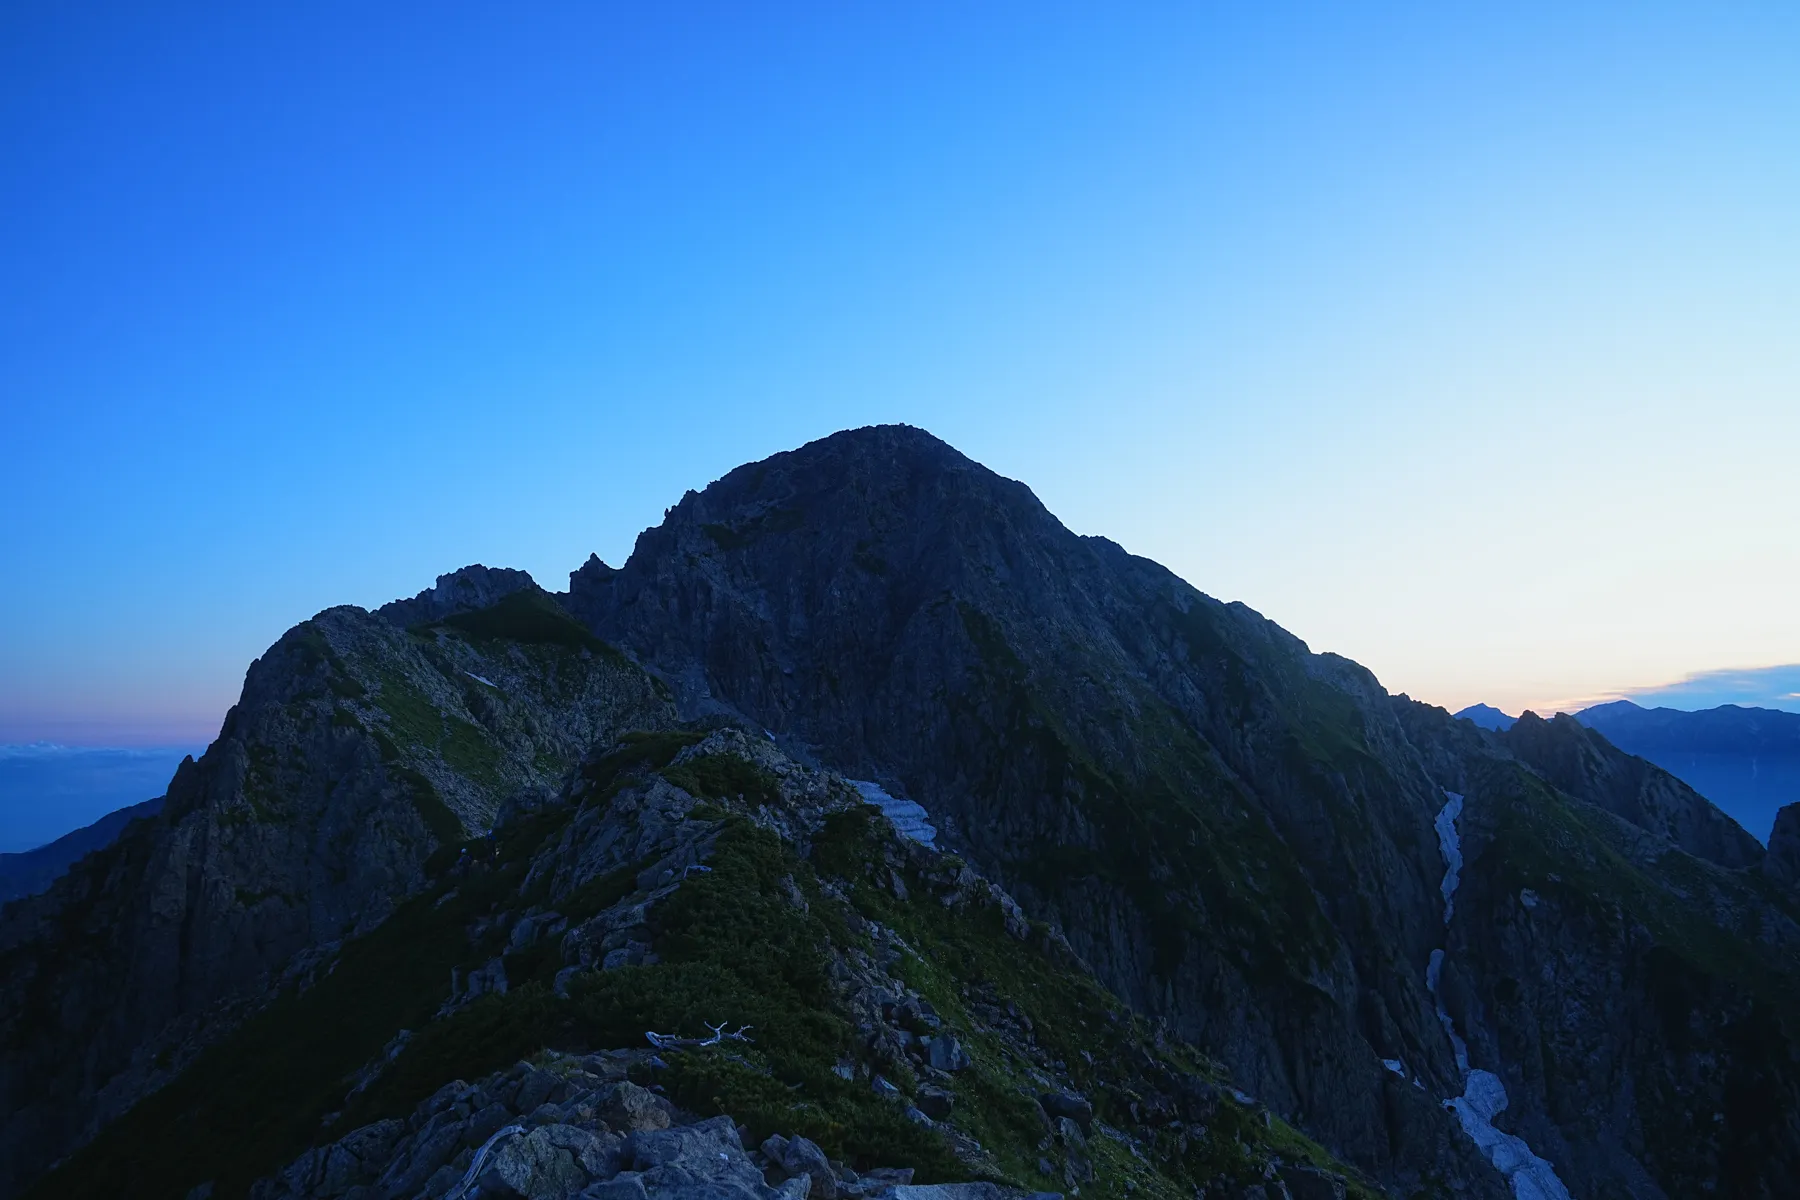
[1500, 711, 1765, 869]
[378, 565, 539, 629]
[1395, 701, 1800, 1198]
[1766, 803, 1800, 889]
[563, 425, 1800, 1197]
[563, 427, 1503, 1192]
[0, 587, 672, 1197]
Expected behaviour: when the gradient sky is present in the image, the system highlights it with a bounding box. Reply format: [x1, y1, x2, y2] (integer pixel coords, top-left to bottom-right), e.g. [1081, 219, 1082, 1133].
[3, 2, 1798, 745]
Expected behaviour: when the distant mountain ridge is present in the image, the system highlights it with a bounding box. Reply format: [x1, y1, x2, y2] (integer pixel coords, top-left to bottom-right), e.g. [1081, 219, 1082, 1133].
[0, 745, 197, 854]
[1577, 703, 1800, 845]
[1584, 700, 1800, 844]
[1452, 699, 1800, 843]
[0, 797, 163, 904]
[1453, 704, 1515, 732]
[1578, 698, 1800, 755]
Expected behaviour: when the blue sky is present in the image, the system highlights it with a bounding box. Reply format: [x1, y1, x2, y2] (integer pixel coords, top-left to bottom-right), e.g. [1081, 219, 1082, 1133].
[3, 2, 1798, 745]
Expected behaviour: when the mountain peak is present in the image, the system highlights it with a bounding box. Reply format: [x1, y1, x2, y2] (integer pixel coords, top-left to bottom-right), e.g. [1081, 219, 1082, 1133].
[1454, 703, 1517, 731]
[378, 564, 538, 627]
[659, 424, 1034, 539]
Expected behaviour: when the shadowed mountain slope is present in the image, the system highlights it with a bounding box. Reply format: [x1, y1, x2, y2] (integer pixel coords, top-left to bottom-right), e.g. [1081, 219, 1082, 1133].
[6, 426, 1800, 1200]
[1501, 710, 1765, 869]
[27, 726, 1382, 1200]
[566, 424, 1800, 1198]
[0, 582, 673, 1197]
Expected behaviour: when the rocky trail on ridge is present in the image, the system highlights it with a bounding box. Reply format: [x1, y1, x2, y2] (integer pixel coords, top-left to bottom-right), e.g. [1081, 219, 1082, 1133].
[35, 726, 1369, 1200]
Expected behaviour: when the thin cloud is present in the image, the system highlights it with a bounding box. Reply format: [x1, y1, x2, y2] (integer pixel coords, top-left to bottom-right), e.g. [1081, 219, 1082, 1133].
[1621, 664, 1800, 713]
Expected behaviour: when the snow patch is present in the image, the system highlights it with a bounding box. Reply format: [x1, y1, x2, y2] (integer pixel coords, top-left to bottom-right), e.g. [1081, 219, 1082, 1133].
[1449, 1071, 1572, 1200]
[1427, 948, 1469, 1075]
[463, 671, 499, 688]
[849, 780, 937, 847]
[1429, 790, 1572, 1200]
[1434, 791, 1464, 922]
[1382, 1058, 1408, 1078]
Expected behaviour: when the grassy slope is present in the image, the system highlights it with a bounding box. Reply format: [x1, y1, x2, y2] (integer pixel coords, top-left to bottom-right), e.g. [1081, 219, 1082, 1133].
[32, 734, 1378, 1200]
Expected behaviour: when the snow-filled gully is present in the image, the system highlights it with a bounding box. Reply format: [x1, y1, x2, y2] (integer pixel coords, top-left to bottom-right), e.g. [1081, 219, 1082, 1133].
[849, 780, 938, 847]
[1430, 791, 1573, 1200]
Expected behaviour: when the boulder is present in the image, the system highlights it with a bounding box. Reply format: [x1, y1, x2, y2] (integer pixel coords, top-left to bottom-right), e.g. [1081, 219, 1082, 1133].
[581, 1172, 649, 1200]
[467, 1103, 515, 1147]
[925, 1036, 970, 1072]
[602, 1082, 672, 1132]
[379, 1120, 466, 1196]
[1053, 1119, 1091, 1187]
[488, 1124, 617, 1199]
[514, 1067, 561, 1115]
[914, 1086, 955, 1121]
[1037, 1093, 1091, 1135]
[776, 1135, 837, 1200]
[629, 1115, 764, 1197]
[317, 1118, 404, 1193]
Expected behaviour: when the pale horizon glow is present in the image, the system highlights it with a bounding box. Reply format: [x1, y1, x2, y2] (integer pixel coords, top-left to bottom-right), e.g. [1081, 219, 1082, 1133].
[3, 4, 1797, 745]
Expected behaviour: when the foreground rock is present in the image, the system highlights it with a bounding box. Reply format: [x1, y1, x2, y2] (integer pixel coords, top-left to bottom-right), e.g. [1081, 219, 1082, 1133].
[39, 725, 1367, 1200]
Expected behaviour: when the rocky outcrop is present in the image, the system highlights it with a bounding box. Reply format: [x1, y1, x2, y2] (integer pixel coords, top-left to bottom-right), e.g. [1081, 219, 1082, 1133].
[247, 1056, 1007, 1200]
[35, 725, 1367, 1200]
[379, 565, 539, 629]
[1398, 696, 1800, 1196]
[0, 595, 672, 1198]
[1501, 710, 1765, 868]
[1768, 803, 1800, 889]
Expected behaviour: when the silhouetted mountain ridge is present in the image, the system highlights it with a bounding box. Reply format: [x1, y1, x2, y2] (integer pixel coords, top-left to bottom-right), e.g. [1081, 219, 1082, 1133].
[5, 425, 1799, 1200]
[1453, 704, 1515, 732]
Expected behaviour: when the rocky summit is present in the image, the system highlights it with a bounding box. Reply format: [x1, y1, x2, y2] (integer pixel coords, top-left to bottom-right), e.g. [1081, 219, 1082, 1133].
[4, 426, 1799, 1200]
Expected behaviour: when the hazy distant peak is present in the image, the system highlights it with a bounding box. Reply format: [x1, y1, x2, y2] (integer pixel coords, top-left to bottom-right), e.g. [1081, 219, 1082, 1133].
[1579, 699, 1644, 716]
[1455, 703, 1517, 731]
[1576, 698, 1800, 754]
